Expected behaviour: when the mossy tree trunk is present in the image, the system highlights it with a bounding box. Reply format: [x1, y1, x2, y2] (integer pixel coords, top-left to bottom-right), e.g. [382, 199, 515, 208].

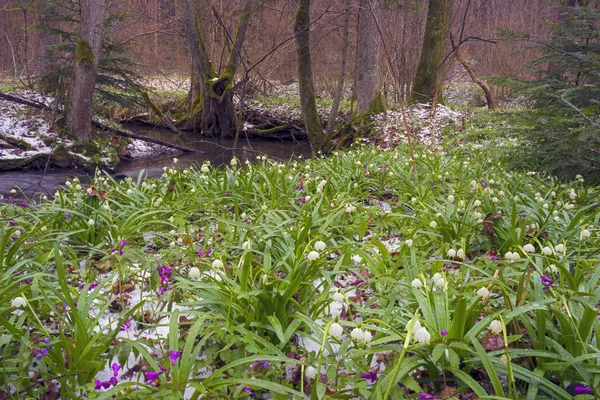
[409, 0, 453, 105]
[356, 0, 382, 114]
[183, 0, 252, 138]
[64, 0, 105, 142]
[295, 0, 326, 154]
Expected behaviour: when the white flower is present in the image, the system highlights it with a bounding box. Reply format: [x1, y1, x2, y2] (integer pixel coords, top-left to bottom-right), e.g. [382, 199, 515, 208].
[212, 259, 224, 268]
[242, 241, 251, 250]
[456, 248, 465, 259]
[429, 221, 437, 229]
[411, 278, 423, 288]
[582, 229, 591, 238]
[11, 296, 26, 308]
[351, 255, 363, 264]
[489, 320, 502, 334]
[473, 211, 482, 219]
[405, 239, 413, 247]
[554, 243, 566, 254]
[523, 244, 535, 253]
[477, 287, 490, 298]
[173, 157, 179, 164]
[549, 264, 558, 273]
[329, 322, 344, 339]
[169, 241, 176, 248]
[102, 203, 110, 210]
[168, 216, 174, 223]
[332, 291, 345, 303]
[169, 230, 177, 236]
[230, 158, 237, 166]
[498, 191, 505, 197]
[307, 251, 320, 261]
[86, 187, 93, 195]
[411, 197, 417, 203]
[177, 238, 183, 244]
[350, 327, 364, 342]
[432, 273, 444, 288]
[414, 326, 431, 343]
[75, 184, 82, 190]
[201, 164, 210, 173]
[542, 246, 553, 255]
[314, 241, 326, 251]
[447, 195, 455, 203]
[447, 249, 456, 258]
[87, 219, 95, 226]
[189, 267, 201, 279]
[491, 197, 499, 203]
[305, 366, 317, 380]
[127, 189, 133, 194]
[345, 204, 356, 213]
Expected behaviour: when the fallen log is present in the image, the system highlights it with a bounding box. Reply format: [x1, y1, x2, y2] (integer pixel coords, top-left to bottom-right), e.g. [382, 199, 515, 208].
[0, 92, 200, 153]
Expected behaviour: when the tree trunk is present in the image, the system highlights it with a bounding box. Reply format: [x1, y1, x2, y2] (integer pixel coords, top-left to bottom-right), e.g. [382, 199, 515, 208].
[409, 0, 453, 105]
[65, 0, 105, 143]
[295, 0, 325, 153]
[326, 0, 351, 137]
[355, 0, 382, 114]
[35, 0, 60, 90]
[183, 0, 252, 138]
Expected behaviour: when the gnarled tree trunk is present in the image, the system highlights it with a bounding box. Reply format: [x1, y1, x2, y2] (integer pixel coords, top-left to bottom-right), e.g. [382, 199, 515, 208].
[183, 0, 252, 138]
[295, 0, 325, 153]
[409, 0, 453, 105]
[65, 0, 105, 142]
[355, 0, 382, 114]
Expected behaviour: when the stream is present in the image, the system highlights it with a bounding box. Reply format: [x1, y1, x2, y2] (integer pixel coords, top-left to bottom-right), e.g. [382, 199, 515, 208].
[0, 125, 312, 196]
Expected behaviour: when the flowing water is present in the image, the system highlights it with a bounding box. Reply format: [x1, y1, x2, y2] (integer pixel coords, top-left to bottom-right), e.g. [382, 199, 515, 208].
[0, 125, 312, 196]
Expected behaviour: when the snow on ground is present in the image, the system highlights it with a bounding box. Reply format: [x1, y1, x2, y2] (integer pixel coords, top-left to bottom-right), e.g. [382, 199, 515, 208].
[371, 103, 466, 149]
[0, 92, 58, 160]
[0, 91, 173, 164]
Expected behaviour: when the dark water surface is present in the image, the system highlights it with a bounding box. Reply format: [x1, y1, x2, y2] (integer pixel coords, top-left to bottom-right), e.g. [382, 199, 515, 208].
[0, 125, 312, 196]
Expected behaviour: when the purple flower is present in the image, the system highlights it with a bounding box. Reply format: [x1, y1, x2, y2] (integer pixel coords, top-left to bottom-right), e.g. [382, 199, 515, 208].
[120, 319, 132, 331]
[489, 254, 501, 261]
[9, 221, 16, 226]
[540, 275, 553, 284]
[22, 203, 30, 209]
[430, 182, 436, 187]
[94, 380, 103, 390]
[24, 279, 31, 284]
[120, 239, 127, 247]
[111, 363, 121, 377]
[543, 284, 552, 291]
[145, 371, 163, 381]
[205, 249, 213, 256]
[575, 386, 594, 394]
[158, 287, 170, 297]
[43, 337, 50, 345]
[251, 360, 271, 370]
[419, 392, 436, 399]
[169, 350, 181, 366]
[361, 371, 377, 383]
[441, 329, 448, 336]
[197, 250, 203, 257]
[89, 283, 98, 291]
[109, 376, 118, 386]
[352, 279, 364, 286]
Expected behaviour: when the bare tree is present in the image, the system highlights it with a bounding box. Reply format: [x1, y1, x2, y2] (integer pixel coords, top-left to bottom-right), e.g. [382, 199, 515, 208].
[326, 0, 351, 136]
[295, 0, 326, 153]
[355, 0, 381, 114]
[65, 0, 106, 142]
[409, 0, 453, 105]
[183, 0, 253, 138]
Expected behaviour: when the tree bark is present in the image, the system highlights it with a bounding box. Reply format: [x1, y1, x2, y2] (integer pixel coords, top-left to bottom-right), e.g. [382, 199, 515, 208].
[326, 0, 351, 137]
[294, 0, 325, 154]
[183, 0, 253, 138]
[355, 0, 382, 114]
[409, 0, 453, 105]
[65, 0, 105, 143]
[449, 33, 495, 109]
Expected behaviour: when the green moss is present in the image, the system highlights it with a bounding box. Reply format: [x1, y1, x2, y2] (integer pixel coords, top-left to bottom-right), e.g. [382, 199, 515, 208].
[0, 134, 32, 151]
[366, 90, 386, 116]
[75, 40, 94, 64]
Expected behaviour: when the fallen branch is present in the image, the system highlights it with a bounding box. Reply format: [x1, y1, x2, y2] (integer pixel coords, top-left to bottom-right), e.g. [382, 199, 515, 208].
[0, 92, 199, 153]
[91, 119, 199, 153]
